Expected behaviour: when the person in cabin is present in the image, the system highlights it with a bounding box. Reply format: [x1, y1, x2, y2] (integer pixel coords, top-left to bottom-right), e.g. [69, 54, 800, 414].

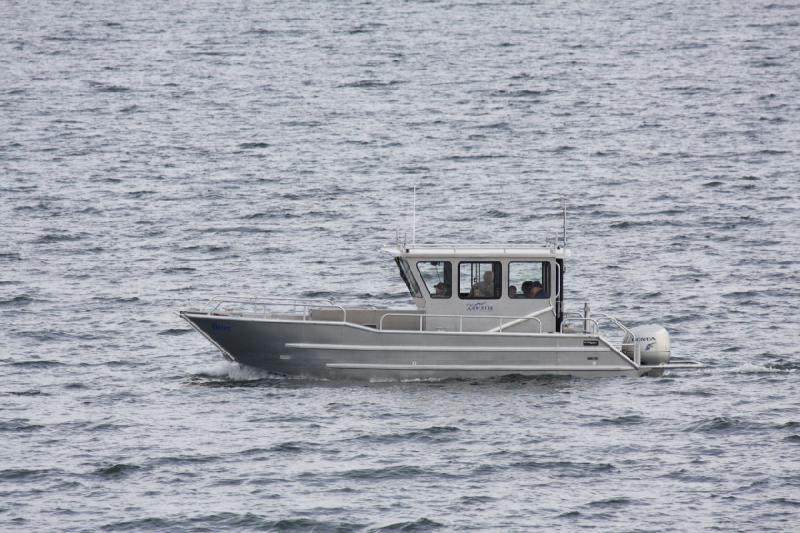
[434, 282, 448, 298]
[530, 280, 546, 298]
[521, 280, 534, 298]
[508, 285, 518, 298]
[478, 271, 495, 297]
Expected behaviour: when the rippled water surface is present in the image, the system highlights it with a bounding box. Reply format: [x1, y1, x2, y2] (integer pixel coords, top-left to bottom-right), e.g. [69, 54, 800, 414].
[2, 0, 800, 530]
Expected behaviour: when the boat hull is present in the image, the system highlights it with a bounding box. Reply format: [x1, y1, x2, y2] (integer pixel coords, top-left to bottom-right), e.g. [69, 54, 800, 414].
[180, 312, 654, 380]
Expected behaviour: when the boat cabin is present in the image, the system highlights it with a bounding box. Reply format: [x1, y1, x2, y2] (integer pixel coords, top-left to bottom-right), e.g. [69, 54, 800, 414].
[384, 244, 567, 333]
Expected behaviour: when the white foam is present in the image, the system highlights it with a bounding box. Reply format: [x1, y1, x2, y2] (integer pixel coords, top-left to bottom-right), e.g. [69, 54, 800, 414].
[192, 360, 275, 381]
[730, 362, 791, 374]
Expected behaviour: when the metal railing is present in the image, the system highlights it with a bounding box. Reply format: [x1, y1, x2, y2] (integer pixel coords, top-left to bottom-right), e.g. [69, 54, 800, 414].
[560, 311, 641, 365]
[207, 296, 347, 322]
[378, 312, 542, 333]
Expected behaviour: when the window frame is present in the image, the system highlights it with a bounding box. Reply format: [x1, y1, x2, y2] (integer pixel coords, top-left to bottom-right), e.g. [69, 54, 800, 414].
[416, 261, 452, 299]
[508, 260, 551, 299]
[458, 261, 502, 300]
[395, 257, 422, 298]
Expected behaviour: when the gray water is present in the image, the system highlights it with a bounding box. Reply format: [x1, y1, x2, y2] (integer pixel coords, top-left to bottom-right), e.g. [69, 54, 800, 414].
[2, 0, 800, 530]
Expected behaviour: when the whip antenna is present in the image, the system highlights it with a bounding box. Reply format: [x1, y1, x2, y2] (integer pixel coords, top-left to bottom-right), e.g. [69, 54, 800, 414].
[412, 185, 417, 246]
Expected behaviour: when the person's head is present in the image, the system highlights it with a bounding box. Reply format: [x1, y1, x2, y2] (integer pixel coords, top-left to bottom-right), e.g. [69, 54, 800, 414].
[521, 281, 533, 296]
[483, 271, 494, 283]
[434, 282, 446, 295]
[509, 285, 517, 297]
[531, 281, 543, 295]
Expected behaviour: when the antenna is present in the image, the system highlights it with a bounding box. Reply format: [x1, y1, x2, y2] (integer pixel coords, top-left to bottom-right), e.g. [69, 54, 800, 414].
[412, 185, 417, 246]
[562, 198, 567, 246]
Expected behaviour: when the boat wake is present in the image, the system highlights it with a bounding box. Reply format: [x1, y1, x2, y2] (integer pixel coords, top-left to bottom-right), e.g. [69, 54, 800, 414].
[728, 362, 795, 374]
[191, 361, 277, 382]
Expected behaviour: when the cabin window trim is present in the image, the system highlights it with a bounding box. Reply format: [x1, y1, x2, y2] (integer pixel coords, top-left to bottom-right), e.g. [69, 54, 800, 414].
[458, 261, 502, 300]
[508, 260, 551, 299]
[395, 257, 422, 298]
[416, 261, 452, 299]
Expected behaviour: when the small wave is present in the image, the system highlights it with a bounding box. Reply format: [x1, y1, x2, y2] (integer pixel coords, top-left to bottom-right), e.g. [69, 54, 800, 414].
[785, 435, 800, 443]
[675, 389, 713, 397]
[591, 414, 644, 426]
[281, 192, 314, 200]
[340, 465, 427, 480]
[766, 497, 800, 507]
[281, 120, 323, 127]
[549, 145, 576, 153]
[0, 468, 53, 481]
[685, 416, 746, 432]
[87, 81, 131, 92]
[0, 294, 33, 306]
[664, 85, 712, 94]
[442, 154, 509, 161]
[610, 220, 658, 229]
[459, 495, 496, 505]
[238, 142, 270, 149]
[511, 460, 615, 476]
[338, 79, 405, 89]
[722, 290, 760, 299]
[0, 252, 22, 261]
[491, 88, 554, 98]
[753, 149, 790, 155]
[491, 373, 572, 384]
[94, 463, 142, 478]
[0, 418, 44, 432]
[102, 517, 172, 530]
[586, 496, 633, 508]
[486, 209, 510, 218]
[475, 121, 511, 130]
[345, 22, 387, 34]
[35, 232, 86, 243]
[127, 190, 155, 198]
[92, 295, 140, 303]
[370, 518, 444, 531]
[162, 266, 196, 274]
[301, 290, 335, 299]
[149, 454, 221, 466]
[268, 441, 309, 453]
[354, 426, 460, 444]
[196, 226, 274, 234]
[8, 359, 65, 368]
[158, 328, 192, 336]
[9, 389, 47, 397]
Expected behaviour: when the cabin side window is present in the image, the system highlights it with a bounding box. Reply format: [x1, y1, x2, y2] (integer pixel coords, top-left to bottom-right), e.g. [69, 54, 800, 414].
[508, 261, 550, 299]
[416, 261, 452, 298]
[395, 258, 422, 298]
[458, 261, 502, 299]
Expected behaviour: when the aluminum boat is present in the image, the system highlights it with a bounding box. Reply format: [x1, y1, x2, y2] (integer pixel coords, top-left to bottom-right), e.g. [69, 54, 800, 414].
[180, 235, 703, 380]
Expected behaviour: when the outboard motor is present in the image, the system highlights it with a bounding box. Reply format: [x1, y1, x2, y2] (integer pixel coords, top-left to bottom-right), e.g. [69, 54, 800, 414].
[622, 324, 670, 365]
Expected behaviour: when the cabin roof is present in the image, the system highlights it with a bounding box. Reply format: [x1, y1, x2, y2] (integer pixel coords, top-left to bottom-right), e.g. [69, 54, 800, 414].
[382, 244, 571, 259]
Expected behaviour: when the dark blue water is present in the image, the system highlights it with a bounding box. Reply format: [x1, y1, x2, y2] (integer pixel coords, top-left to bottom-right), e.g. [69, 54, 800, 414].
[2, 1, 799, 530]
